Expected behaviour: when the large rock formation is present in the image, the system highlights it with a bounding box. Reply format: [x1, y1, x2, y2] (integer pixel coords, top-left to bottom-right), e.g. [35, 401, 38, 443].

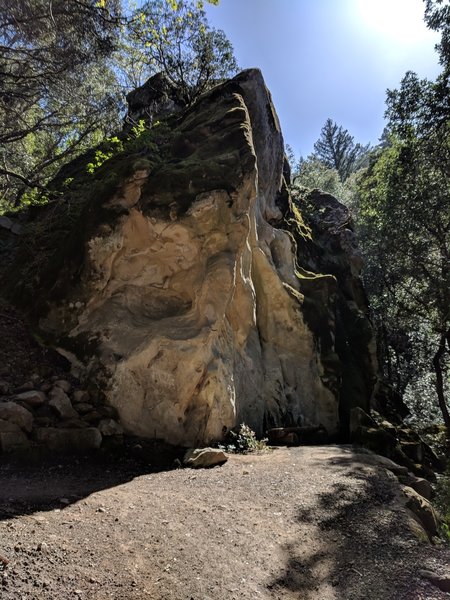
[3, 69, 378, 447]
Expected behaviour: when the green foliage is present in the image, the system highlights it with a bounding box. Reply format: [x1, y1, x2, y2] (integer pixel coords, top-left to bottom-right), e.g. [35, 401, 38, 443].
[435, 465, 450, 542]
[86, 137, 124, 174]
[292, 155, 360, 208]
[125, 0, 238, 103]
[0, 1, 124, 209]
[222, 424, 269, 454]
[425, 0, 450, 70]
[85, 136, 124, 173]
[355, 73, 450, 428]
[0, 0, 228, 210]
[313, 118, 370, 181]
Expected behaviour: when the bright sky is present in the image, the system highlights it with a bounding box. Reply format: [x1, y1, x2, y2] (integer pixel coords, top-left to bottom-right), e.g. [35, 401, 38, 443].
[205, 0, 441, 158]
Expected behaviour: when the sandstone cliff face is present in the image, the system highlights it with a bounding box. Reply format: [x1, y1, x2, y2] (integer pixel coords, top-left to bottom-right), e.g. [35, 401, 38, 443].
[5, 70, 377, 446]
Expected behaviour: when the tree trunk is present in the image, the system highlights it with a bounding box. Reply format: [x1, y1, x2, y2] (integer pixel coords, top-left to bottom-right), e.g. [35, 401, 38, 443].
[432, 333, 450, 430]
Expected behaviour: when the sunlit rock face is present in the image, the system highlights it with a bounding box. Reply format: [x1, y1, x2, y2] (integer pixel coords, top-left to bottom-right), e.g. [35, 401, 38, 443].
[18, 70, 376, 446]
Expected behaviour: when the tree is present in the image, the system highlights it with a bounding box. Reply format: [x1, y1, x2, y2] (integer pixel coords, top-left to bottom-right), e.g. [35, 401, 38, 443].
[313, 118, 370, 181]
[424, 0, 450, 69]
[291, 155, 359, 208]
[125, 0, 238, 104]
[0, 0, 226, 210]
[357, 76, 450, 428]
[0, 0, 124, 209]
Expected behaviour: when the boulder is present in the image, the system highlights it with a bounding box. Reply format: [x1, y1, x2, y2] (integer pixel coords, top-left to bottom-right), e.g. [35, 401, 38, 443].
[358, 452, 409, 477]
[98, 418, 124, 436]
[267, 425, 328, 445]
[419, 570, 450, 593]
[402, 486, 440, 538]
[74, 402, 94, 415]
[125, 72, 185, 127]
[0, 380, 11, 395]
[349, 407, 377, 439]
[15, 390, 47, 408]
[72, 390, 90, 404]
[0, 401, 33, 432]
[48, 387, 78, 420]
[34, 427, 102, 452]
[53, 379, 71, 393]
[183, 448, 228, 469]
[0, 419, 30, 451]
[399, 475, 433, 501]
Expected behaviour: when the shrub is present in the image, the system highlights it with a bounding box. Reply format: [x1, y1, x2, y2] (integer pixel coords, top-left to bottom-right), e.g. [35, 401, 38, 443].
[222, 423, 269, 454]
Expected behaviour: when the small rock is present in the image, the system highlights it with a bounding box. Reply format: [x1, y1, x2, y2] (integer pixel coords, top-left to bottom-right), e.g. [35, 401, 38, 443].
[183, 448, 228, 469]
[97, 405, 119, 419]
[0, 554, 9, 566]
[82, 410, 102, 425]
[72, 390, 90, 404]
[34, 427, 102, 452]
[98, 418, 123, 437]
[15, 390, 47, 408]
[37, 542, 49, 553]
[49, 387, 78, 420]
[419, 570, 450, 592]
[0, 402, 33, 433]
[54, 379, 71, 393]
[16, 381, 34, 392]
[34, 416, 55, 428]
[403, 486, 440, 538]
[0, 380, 11, 395]
[74, 403, 94, 415]
[57, 418, 89, 429]
[0, 419, 30, 451]
[400, 475, 433, 500]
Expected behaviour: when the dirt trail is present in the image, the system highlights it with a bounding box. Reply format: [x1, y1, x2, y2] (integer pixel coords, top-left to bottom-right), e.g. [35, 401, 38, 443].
[0, 445, 449, 600]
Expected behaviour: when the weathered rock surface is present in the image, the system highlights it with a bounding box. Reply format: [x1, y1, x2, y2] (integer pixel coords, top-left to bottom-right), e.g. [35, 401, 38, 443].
[0, 401, 33, 433]
[33, 427, 102, 452]
[98, 418, 123, 437]
[48, 387, 78, 420]
[15, 390, 47, 408]
[0, 419, 30, 451]
[3, 69, 379, 447]
[125, 72, 185, 128]
[402, 485, 440, 539]
[419, 570, 450, 593]
[183, 447, 228, 468]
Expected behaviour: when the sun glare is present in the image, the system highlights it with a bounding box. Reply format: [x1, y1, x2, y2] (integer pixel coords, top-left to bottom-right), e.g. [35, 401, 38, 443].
[354, 0, 437, 44]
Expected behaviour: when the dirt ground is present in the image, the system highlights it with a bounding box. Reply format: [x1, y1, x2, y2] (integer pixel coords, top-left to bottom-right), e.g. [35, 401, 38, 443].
[0, 445, 449, 600]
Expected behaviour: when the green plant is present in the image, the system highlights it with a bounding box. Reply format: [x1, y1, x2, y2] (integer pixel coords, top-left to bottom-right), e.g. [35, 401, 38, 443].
[435, 463, 450, 543]
[223, 423, 269, 454]
[86, 136, 124, 174]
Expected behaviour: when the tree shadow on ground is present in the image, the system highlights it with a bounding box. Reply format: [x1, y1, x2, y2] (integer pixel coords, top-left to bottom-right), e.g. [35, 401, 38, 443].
[268, 447, 444, 600]
[0, 441, 183, 521]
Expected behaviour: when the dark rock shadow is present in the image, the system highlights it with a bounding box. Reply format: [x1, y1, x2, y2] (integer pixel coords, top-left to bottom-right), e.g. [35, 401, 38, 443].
[0, 440, 184, 521]
[268, 447, 447, 600]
